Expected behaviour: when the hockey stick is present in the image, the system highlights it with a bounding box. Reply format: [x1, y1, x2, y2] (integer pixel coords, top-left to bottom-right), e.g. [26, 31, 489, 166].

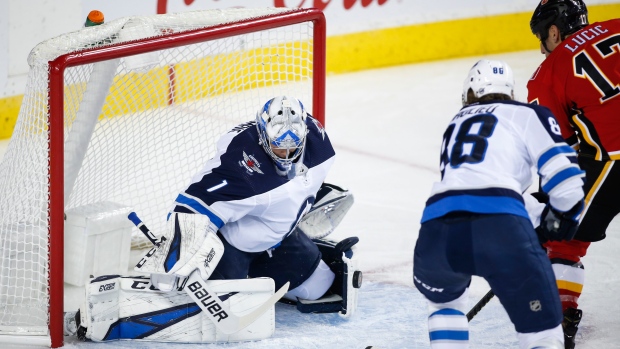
[366, 290, 494, 348]
[127, 212, 289, 334]
[466, 289, 495, 321]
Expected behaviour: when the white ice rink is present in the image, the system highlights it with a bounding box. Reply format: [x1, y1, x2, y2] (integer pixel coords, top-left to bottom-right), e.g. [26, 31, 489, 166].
[2, 49, 619, 349]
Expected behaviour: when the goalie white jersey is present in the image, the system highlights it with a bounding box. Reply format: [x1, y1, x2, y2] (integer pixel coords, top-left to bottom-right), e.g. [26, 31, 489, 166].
[421, 100, 584, 223]
[171, 117, 335, 252]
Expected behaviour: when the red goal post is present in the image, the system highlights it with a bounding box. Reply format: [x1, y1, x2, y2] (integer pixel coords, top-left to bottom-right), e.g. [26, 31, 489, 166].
[0, 8, 325, 347]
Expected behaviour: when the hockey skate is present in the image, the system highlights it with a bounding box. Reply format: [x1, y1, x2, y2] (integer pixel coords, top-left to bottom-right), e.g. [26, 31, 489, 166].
[562, 308, 582, 349]
[63, 311, 78, 336]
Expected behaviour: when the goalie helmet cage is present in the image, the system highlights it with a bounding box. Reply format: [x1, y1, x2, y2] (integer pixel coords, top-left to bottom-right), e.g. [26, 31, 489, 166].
[0, 8, 325, 348]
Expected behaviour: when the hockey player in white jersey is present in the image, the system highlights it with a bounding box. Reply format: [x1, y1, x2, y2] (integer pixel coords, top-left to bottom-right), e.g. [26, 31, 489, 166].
[413, 60, 585, 349]
[65, 96, 360, 343]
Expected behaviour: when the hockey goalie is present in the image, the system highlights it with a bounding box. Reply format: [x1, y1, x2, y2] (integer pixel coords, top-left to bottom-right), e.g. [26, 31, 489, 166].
[64, 96, 362, 343]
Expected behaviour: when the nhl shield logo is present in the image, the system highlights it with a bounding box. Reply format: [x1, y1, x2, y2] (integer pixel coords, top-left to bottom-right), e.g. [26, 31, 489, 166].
[529, 300, 542, 312]
[239, 151, 264, 175]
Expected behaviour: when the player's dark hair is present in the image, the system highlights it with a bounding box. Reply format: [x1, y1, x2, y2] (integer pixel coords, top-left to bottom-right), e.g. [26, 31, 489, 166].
[530, 0, 588, 44]
[465, 89, 512, 105]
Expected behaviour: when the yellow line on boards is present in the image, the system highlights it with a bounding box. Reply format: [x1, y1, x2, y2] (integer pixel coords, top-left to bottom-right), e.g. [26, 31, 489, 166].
[1, 3, 619, 140]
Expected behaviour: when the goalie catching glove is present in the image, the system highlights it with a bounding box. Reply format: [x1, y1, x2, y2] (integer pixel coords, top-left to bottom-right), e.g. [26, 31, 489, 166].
[135, 212, 224, 290]
[297, 183, 354, 239]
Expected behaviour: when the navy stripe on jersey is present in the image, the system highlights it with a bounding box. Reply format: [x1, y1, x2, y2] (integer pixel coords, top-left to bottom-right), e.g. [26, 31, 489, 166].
[421, 188, 528, 223]
[426, 187, 523, 205]
[538, 145, 578, 169]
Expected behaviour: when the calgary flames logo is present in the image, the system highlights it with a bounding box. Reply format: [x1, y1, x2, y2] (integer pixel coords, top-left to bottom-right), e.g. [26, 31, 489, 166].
[240, 151, 264, 175]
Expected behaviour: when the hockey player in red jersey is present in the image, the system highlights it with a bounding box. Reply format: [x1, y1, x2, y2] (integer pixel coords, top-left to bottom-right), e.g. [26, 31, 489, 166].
[528, 1, 620, 348]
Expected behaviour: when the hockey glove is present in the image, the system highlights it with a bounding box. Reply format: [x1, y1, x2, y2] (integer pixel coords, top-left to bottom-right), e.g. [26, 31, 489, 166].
[536, 200, 584, 242]
[135, 213, 224, 284]
[169, 230, 224, 280]
[530, 190, 549, 204]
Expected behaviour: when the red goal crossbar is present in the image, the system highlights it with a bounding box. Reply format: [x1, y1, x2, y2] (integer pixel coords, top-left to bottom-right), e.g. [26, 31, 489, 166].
[45, 8, 325, 347]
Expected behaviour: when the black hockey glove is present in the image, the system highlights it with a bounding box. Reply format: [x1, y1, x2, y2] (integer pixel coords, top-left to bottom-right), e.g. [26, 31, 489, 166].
[535, 200, 584, 242]
[530, 190, 549, 204]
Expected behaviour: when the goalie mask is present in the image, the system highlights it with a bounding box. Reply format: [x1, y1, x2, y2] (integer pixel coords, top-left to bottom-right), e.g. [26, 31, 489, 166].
[462, 59, 515, 106]
[256, 96, 308, 172]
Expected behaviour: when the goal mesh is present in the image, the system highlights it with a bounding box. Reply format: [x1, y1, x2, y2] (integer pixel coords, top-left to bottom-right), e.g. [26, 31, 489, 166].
[0, 7, 324, 346]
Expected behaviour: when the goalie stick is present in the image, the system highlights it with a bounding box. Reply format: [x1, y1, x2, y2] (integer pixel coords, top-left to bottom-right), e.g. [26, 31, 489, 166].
[466, 289, 495, 322]
[127, 212, 289, 335]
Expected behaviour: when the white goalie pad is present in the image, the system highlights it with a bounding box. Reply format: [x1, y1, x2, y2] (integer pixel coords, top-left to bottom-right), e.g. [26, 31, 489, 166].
[341, 252, 360, 318]
[298, 183, 354, 239]
[79, 275, 276, 343]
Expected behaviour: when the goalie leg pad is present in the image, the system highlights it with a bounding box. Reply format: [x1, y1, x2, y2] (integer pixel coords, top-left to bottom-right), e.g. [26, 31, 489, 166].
[295, 237, 362, 318]
[297, 183, 354, 239]
[283, 259, 335, 301]
[77, 275, 276, 343]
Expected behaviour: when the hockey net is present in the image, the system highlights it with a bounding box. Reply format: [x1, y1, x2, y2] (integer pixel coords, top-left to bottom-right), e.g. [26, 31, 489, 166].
[0, 7, 325, 347]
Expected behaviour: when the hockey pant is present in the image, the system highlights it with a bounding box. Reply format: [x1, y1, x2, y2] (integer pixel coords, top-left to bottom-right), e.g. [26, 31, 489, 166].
[212, 227, 362, 318]
[414, 214, 563, 337]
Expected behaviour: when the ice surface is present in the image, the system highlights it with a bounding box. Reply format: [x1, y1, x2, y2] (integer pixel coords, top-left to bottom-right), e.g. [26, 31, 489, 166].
[3, 50, 619, 349]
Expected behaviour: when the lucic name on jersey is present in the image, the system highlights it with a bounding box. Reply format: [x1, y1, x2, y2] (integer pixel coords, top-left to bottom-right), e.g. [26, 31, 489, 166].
[171, 116, 335, 252]
[421, 100, 584, 223]
[527, 19, 620, 161]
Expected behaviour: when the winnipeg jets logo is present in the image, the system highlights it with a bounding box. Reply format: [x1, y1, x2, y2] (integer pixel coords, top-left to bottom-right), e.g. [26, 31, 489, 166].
[310, 117, 326, 140]
[239, 151, 264, 174]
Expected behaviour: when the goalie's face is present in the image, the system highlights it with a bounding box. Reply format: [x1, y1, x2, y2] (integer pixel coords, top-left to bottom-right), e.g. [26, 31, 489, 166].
[271, 144, 295, 159]
[256, 96, 308, 170]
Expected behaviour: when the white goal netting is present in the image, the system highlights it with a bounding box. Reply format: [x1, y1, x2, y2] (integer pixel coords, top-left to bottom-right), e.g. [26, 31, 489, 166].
[0, 7, 322, 344]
